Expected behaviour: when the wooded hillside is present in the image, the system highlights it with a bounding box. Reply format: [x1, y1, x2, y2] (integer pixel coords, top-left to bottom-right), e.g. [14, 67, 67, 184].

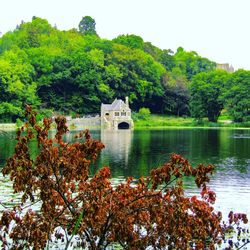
[0, 16, 249, 123]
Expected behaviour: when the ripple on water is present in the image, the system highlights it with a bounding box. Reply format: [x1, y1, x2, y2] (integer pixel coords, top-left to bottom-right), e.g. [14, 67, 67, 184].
[201, 157, 250, 216]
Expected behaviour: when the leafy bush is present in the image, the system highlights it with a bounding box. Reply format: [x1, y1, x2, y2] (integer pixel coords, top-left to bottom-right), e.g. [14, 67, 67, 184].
[15, 118, 23, 128]
[35, 108, 54, 122]
[137, 107, 151, 120]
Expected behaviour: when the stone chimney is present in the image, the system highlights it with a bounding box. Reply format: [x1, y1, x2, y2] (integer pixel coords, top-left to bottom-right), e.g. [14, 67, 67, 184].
[125, 96, 129, 106]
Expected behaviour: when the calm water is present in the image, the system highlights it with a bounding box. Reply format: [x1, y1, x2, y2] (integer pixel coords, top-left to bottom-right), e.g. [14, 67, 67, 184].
[1, 128, 250, 217]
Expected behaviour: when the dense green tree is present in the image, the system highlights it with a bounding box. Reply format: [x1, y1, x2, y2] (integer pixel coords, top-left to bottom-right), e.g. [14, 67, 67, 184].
[159, 49, 175, 71]
[106, 44, 166, 112]
[36, 47, 114, 115]
[37, 54, 74, 113]
[223, 69, 250, 122]
[0, 49, 39, 121]
[113, 37, 175, 72]
[143, 43, 175, 72]
[160, 66, 190, 116]
[113, 34, 144, 49]
[142, 42, 162, 59]
[174, 47, 216, 80]
[15, 17, 53, 49]
[163, 82, 190, 116]
[2, 16, 248, 121]
[78, 16, 97, 36]
[189, 70, 230, 122]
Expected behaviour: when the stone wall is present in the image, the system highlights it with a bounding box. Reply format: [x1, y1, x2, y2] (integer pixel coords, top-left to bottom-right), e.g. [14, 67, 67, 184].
[67, 116, 101, 128]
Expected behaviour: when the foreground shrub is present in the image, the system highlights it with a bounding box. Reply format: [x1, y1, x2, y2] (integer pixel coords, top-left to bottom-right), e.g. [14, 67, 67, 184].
[0, 106, 248, 249]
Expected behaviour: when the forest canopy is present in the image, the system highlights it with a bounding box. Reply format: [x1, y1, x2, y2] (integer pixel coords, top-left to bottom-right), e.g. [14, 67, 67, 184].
[0, 16, 249, 122]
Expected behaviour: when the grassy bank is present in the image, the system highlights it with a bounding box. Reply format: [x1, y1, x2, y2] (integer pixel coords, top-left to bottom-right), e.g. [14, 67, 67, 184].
[133, 114, 250, 129]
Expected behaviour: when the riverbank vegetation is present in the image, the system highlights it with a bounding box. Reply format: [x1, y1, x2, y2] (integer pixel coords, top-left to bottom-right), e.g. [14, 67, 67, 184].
[0, 16, 249, 126]
[133, 112, 250, 129]
[132, 108, 250, 129]
[0, 107, 249, 249]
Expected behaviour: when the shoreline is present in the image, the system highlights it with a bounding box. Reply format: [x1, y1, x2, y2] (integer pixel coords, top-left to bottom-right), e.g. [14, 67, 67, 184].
[0, 123, 16, 130]
[0, 116, 250, 131]
[1, 123, 250, 131]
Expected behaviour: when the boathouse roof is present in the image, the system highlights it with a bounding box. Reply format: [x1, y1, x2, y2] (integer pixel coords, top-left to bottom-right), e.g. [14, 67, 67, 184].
[101, 99, 130, 111]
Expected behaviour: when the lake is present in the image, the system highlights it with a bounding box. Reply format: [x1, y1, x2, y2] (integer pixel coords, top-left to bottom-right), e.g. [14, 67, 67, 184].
[1, 128, 250, 218]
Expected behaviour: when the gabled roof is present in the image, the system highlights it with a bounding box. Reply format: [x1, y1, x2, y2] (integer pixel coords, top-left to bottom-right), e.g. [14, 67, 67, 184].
[101, 99, 130, 111]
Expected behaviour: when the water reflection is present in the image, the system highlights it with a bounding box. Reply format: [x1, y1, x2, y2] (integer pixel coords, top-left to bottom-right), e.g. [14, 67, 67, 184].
[96, 128, 250, 217]
[0, 131, 16, 167]
[98, 129, 133, 176]
[1, 128, 250, 216]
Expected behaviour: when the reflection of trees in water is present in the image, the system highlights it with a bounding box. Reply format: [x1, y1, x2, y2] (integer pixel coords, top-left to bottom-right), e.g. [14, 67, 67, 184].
[216, 157, 250, 175]
[0, 131, 18, 168]
[218, 129, 250, 173]
[1, 128, 250, 217]
[97, 129, 250, 179]
[188, 129, 221, 165]
[1, 128, 250, 178]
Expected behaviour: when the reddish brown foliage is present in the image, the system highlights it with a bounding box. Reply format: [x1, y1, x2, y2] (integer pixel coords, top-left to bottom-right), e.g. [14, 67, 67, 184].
[0, 106, 248, 249]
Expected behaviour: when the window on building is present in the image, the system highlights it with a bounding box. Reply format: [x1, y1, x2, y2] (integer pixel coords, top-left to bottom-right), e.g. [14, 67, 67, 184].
[105, 113, 109, 116]
[121, 112, 126, 116]
[115, 112, 120, 116]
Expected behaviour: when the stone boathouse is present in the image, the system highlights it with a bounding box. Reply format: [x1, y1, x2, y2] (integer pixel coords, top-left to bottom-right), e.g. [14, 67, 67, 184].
[101, 97, 134, 129]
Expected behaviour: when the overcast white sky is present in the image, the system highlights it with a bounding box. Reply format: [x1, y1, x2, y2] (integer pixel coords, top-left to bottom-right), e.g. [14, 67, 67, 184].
[1, 0, 250, 70]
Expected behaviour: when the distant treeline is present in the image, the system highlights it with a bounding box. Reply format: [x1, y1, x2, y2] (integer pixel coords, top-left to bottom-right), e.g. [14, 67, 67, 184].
[0, 16, 249, 123]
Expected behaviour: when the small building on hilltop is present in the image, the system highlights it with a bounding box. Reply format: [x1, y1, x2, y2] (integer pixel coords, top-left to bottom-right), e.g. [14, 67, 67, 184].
[216, 63, 234, 73]
[101, 97, 134, 129]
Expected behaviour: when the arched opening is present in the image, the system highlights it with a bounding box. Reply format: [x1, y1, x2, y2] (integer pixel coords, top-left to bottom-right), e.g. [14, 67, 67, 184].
[118, 122, 130, 129]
